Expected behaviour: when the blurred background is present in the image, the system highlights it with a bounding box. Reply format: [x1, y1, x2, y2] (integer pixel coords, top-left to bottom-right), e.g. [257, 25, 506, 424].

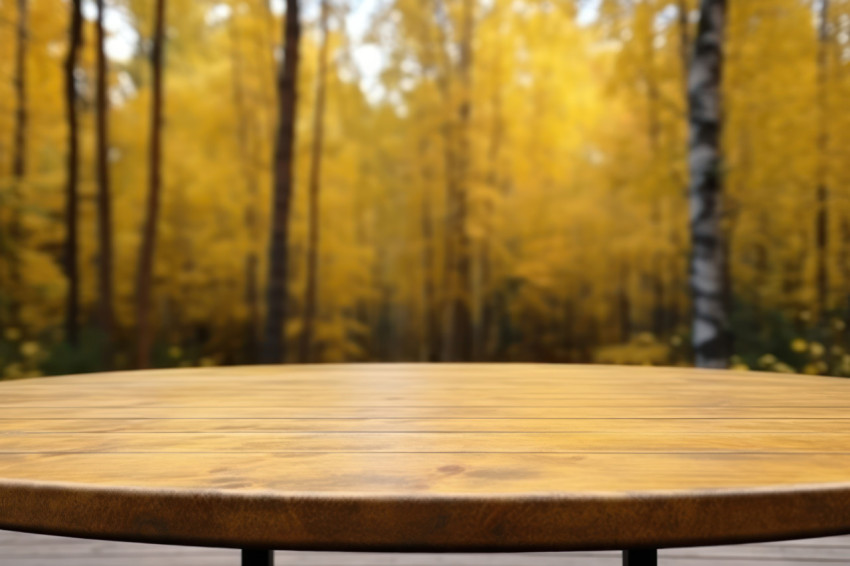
[1, 0, 849, 378]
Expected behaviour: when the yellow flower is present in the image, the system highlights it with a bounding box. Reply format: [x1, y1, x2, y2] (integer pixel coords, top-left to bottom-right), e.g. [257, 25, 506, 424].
[831, 345, 844, 357]
[791, 339, 808, 353]
[168, 346, 182, 359]
[199, 357, 216, 367]
[803, 363, 820, 375]
[4, 328, 21, 342]
[799, 310, 811, 322]
[809, 342, 825, 358]
[669, 335, 682, 347]
[20, 342, 39, 358]
[773, 362, 795, 374]
[833, 319, 846, 331]
[731, 363, 749, 371]
[758, 354, 777, 367]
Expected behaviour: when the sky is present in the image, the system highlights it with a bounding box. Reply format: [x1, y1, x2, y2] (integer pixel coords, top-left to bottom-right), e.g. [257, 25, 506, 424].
[92, 0, 601, 103]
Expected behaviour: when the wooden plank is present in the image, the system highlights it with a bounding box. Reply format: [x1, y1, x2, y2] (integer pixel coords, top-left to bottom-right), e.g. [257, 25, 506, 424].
[4, 452, 850, 491]
[0, 408, 850, 422]
[2, 431, 850, 453]
[1, 418, 850, 434]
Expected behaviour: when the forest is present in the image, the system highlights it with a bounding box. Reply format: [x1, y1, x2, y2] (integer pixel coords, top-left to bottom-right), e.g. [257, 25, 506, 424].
[1, 0, 850, 378]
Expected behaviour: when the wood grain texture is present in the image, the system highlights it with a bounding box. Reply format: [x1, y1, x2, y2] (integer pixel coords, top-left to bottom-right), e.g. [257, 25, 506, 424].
[1, 364, 850, 551]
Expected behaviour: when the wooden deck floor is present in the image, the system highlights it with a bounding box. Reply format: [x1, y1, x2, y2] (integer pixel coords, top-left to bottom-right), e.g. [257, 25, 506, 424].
[2, 531, 849, 565]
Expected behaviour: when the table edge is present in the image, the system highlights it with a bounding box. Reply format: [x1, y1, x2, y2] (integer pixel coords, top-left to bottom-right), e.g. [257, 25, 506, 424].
[2, 479, 850, 551]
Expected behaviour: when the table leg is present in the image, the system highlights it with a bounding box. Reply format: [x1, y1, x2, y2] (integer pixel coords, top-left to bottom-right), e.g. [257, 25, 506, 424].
[242, 549, 274, 566]
[622, 548, 657, 566]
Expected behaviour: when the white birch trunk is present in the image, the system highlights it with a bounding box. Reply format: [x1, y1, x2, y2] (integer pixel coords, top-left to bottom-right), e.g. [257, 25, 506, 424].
[688, 0, 729, 368]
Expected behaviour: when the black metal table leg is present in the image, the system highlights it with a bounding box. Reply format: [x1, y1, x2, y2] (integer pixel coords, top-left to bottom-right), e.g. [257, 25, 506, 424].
[242, 549, 274, 566]
[623, 548, 657, 566]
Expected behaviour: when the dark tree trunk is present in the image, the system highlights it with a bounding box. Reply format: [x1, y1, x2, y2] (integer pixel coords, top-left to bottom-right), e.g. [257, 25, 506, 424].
[678, 0, 692, 99]
[8, 0, 27, 326]
[12, 0, 27, 182]
[95, 0, 115, 363]
[687, 0, 729, 368]
[816, 0, 830, 316]
[299, 0, 329, 364]
[12, 0, 26, 182]
[652, 259, 666, 337]
[442, 0, 474, 362]
[245, 253, 260, 359]
[228, 9, 262, 362]
[841, 218, 850, 315]
[426, 0, 458, 361]
[136, 0, 166, 369]
[260, 0, 301, 364]
[419, 139, 438, 362]
[474, 44, 503, 362]
[619, 262, 632, 342]
[64, 0, 83, 347]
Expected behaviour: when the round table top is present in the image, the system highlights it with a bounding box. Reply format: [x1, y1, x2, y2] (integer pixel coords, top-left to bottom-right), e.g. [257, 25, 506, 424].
[1, 363, 850, 552]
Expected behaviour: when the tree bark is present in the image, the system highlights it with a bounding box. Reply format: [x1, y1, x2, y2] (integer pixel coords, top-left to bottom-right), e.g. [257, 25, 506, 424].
[64, 0, 83, 346]
[12, 0, 27, 182]
[678, 0, 692, 100]
[298, 0, 330, 364]
[687, 0, 729, 368]
[8, 0, 27, 326]
[95, 0, 115, 362]
[816, 0, 830, 316]
[618, 261, 632, 342]
[228, 7, 262, 362]
[136, 0, 166, 369]
[260, 0, 301, 364]
[442, 0, 474, 362]
[428, 0, 458, 362]
[474, 38, 503, 362]
[418, 138, 438, 362]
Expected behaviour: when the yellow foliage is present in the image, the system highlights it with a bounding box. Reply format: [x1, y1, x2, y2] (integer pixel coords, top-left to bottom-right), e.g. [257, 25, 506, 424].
[594, 335, 670, 366]
[2, 0, 850, 372]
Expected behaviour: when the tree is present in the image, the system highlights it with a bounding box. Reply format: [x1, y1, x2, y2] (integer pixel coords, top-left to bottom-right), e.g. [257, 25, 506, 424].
[64, 0, 83, 346]
[12, 0, 26, 183]
[227, 1, 263, 362]
[261, 0, 301, 364]
[688, 0, 729, 368]
[442, 0, 474, 362]
[815, 0, 830, 316]
[299, 0, 330, 363]
[678, 0, 692, 92]
[136, 0, 167, 368]
[96, 0, 115, 361]
[9, 0, 28, 326]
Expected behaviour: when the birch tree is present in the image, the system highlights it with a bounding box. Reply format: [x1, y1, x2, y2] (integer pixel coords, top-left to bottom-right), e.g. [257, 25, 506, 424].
[688, 0, 729, 368]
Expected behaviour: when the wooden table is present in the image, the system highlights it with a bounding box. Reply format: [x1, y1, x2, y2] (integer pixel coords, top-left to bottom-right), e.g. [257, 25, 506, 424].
[1, 364, 850, 566]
